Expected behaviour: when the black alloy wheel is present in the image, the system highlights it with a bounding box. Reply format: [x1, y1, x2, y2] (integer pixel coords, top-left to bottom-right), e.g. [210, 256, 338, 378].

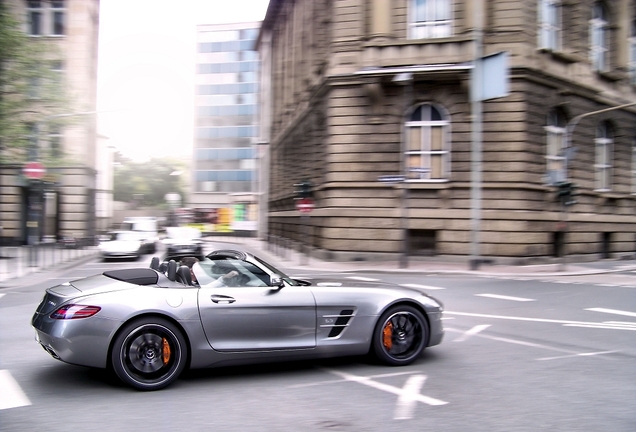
[373, 305, 429, 366]
[111, 317, 187, 391]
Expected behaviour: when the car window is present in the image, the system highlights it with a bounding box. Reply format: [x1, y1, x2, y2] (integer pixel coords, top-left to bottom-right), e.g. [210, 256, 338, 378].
[197, 258, 269, 287]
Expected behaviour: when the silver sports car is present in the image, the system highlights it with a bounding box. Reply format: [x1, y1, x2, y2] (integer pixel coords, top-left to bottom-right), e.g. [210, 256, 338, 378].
[32, 249, 444, 391]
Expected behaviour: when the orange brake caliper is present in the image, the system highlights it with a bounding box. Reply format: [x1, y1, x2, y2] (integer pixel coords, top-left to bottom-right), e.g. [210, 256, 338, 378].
[382, 322, 393, 351]
[162, 338, 171, 365]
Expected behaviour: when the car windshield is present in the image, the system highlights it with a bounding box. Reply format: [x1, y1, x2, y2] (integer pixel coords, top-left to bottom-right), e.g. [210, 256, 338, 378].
[114, 232, 140, 241]
[166, 227, 200, 240]
[192, 255, 299, 287]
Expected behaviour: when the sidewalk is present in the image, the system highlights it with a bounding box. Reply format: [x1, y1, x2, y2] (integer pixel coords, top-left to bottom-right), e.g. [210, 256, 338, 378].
[203, 236, 636, 278]
[0, 245, 99, 287]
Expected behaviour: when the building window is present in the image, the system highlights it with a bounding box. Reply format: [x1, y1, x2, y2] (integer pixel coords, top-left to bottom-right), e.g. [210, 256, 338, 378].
[632, 140, 636, 194]
[630, 20, 636, 85]
[49, 125, 62, 158]
[27, 1, 43, 35]
[409, 0, 452, 39]
[27, 123, 39, 160]
[27, 0, 65, 36]
[51, 0, 65, 36]
[538, 0, 562, 51]
[545, 109, 567, 184]
[590, 2, 609, 72]
[405, 103, 450, 181]
[595, 122, 613, 191]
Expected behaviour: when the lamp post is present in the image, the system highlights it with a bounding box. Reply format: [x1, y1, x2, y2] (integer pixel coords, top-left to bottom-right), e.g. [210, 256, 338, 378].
[393, 72, 413, 269]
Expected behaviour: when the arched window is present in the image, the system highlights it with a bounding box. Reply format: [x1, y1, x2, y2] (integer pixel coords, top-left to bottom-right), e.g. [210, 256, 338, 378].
[545, 109, 568, 184]
[409, 0, 452, 39]
[538, 0, 562, 51]
[590, 2, 609, 71]
[405, 103, 450, 181]
[595, 121, 613, 191]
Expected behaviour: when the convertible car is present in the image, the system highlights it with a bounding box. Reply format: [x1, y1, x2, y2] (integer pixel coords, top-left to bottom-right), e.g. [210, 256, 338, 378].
[32, 250, 444, 391]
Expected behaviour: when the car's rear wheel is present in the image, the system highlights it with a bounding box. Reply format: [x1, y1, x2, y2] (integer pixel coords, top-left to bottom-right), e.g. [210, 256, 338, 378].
[373, 305, 429, 366]
[111, 317, 187, 391]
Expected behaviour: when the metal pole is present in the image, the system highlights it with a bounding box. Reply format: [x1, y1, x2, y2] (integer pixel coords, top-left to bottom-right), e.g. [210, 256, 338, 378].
[469, 0, 484, 270]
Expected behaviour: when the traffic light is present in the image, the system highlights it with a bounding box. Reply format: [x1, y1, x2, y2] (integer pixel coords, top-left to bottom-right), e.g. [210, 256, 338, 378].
[556, 181, 577, 206]
[294, 180, 313, 199]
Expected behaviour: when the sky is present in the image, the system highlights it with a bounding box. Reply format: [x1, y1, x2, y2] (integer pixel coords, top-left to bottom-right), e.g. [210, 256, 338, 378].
[96, 0, 270, 162]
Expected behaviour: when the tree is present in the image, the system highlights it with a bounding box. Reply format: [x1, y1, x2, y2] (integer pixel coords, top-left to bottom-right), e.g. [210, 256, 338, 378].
[0, 1, 70, 164]
[113, 154, 187, 208]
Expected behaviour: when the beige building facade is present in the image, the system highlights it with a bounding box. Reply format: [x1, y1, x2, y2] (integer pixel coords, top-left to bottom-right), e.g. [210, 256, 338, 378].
[257, 0, 636, 263]
[0, 0, 103, 245]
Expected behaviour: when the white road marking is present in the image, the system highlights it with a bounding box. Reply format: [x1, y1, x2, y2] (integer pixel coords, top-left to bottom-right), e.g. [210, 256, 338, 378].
[0, 294, 5, 300]
[446, 311, 635, 332]
[346, 276, 379, 282]
[453, 324, 491, 342]
[563, 323, 636, 331]
[537, 350, 619, 361]
[445, 327, 579, 355]
[0, 370, 31, 410]
[401, 283, 446, 290]
[585, 307, 636, 318]
[323, 368, 448, 409]
[287, 371, 417, 389]
[395, 374, 427, 420]
[475, 294, 535, 302]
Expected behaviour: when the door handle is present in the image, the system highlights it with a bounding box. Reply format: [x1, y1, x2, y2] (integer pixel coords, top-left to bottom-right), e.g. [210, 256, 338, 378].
[211, 295, 236, 304]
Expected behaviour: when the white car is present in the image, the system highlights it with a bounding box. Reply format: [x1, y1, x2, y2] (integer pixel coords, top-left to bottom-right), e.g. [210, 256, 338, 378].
[99, 231, 143, 260]
[162, 226, 204, 260]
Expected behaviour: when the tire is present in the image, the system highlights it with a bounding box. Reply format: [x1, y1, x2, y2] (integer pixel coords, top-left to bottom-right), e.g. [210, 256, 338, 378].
[372, 305, 429, 366]
[111, 317, 187, 391]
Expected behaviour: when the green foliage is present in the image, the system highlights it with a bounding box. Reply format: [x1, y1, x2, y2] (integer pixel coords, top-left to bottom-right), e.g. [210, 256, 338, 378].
[113, 154, 187, 207]
[0, 2, 71, 164]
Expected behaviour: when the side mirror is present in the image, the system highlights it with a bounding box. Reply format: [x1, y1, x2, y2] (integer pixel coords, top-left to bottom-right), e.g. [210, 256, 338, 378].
[270, 275, 285, 288]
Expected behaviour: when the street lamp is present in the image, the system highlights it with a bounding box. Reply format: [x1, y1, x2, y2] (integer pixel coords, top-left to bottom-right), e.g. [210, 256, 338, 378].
[393, 72, 413, 269]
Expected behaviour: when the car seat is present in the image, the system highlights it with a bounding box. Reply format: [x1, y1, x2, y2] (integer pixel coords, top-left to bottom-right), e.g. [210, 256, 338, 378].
[176, 265, 193, 286]
[150, 256, 160, 270]
[166, 260, 178, 281]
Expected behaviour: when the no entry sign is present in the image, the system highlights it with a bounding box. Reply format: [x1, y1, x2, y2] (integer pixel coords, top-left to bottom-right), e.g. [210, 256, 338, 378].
[296, 198, 315, 213]
[23, 161, 46, 179]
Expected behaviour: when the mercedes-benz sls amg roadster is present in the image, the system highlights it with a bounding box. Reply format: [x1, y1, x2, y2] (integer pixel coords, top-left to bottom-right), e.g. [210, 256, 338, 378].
[32, 249, 444, 390]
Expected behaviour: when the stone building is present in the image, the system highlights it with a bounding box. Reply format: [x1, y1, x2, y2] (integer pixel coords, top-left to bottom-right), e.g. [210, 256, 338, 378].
[0, 0, 102, 245]
[256, 0, 636, 263]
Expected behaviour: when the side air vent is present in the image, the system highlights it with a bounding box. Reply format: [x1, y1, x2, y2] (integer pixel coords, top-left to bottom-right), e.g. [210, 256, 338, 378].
[322, 309, 355, 338]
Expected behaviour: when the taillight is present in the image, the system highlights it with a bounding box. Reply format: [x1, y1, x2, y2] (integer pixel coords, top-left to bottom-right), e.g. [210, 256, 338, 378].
[50, 304, 101, 319]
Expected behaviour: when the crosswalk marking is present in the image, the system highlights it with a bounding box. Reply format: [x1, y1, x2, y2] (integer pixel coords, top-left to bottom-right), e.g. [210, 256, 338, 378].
[0, 370, 31, 410]
[475, 294, 535, 302]
[585, 307, 636, 318]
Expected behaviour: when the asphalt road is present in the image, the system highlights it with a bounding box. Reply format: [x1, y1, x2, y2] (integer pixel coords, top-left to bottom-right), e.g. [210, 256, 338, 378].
[0, 247, 634, 431]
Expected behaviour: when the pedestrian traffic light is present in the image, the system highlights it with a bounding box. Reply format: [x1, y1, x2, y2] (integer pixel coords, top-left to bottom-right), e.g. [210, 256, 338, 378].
[294, 180, 313, 199]
[556, 181, 577, 206]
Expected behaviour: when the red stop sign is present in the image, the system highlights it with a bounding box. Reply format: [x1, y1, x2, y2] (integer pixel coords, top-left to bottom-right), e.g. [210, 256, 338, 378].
[23, 161, 46, 179]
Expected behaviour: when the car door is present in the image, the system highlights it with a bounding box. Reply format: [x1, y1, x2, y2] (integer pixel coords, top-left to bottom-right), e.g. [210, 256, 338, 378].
[198, 282, 317, 352]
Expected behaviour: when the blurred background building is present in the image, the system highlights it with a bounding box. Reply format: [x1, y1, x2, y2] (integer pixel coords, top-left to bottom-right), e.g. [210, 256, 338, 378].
[191, 21, 261, 234]
[0, 0, 105, 246]
[257, 0, 636, 263]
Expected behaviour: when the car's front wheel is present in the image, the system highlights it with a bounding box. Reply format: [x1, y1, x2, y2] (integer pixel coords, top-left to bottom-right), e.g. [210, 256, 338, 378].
[111, 317, 187, 391]
[372, 305, 429, 366]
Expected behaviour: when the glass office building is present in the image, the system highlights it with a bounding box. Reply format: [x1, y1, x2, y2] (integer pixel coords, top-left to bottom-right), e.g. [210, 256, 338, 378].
[192, 22, 260, 207]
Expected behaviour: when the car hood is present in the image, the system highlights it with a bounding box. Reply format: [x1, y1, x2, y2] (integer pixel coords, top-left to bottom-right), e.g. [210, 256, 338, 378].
[100, 240, 140, 252]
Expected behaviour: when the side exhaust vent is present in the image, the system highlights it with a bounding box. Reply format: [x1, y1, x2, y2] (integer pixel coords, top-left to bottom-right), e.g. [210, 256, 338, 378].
[324, 309, 355, 338]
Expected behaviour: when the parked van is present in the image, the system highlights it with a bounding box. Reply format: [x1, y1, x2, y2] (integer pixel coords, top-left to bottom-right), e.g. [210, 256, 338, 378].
[120, 217, 159, 254]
